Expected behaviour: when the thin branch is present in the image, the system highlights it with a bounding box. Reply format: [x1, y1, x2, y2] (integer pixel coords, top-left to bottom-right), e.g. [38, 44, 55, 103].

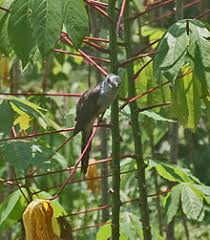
[50, 127, 98, 200]
[53, 48, 110, 63]
[61, 32, 108, 76]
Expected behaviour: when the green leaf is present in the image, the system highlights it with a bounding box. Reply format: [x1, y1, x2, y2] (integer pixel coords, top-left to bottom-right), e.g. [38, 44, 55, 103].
[0, 190, 21, 229]
[96, 223, 111, 240]
[183, 73, 201, 129]
[165, 184, 183, 224]
[171, 76, 188, 126]
[0, 141, 52, 172]
[0, 100, 14, 136]
[8, 0, 35, 66]
[140, 111, 175, 123]
[63, 0, 89, 48]
[156, 163, 191, 183]
[0, 12, 10, 55]
[181, 183, 203, 221]
[154, 20, 188, 82]
[0, 0, 13, 55]
[31, 0, 63, 59]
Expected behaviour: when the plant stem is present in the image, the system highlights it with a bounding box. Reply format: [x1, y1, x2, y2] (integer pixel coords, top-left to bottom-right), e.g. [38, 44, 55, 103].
[108, 1, 121, 239]
[124, 1, 152, 239]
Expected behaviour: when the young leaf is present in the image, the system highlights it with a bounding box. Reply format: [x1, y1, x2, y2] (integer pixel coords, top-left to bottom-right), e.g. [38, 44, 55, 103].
[181, 183, 203, 221]
[63, 0, 89, 49]
[8, 0, 35, 66]
[30, 0, 63, 59]
[165, 183, 183, 224]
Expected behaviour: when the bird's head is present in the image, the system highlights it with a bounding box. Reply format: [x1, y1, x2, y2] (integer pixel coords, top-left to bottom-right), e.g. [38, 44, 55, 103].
[103, 73, 121, 89]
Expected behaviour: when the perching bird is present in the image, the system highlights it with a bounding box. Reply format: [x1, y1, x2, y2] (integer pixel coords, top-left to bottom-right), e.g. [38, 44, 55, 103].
[73, 73, 121, 174]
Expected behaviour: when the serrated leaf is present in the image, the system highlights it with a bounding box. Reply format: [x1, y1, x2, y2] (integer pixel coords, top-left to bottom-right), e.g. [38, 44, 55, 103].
[0, 100, 14, 136]
[165, 184, 183, 224]
[31, 0, 63, 59]
[140, 111, 175, 122]
[63, 0, 89, 48]
[8, 0, 35, 66]
[181, 183, 203, 221]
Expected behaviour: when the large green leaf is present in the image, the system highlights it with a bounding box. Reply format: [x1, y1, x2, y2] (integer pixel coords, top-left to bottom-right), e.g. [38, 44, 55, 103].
[153, 20, 188, 82]
[63, 0, 89, 49]
[154, 19, 210, 92]
[187, 20, 210, 91]
[0, 100, 14, 136]
[8, 0, 35, 66]
[31, 0, 63, 59]
[165, 183, 183, 224]
[181, 183, 204, 221]
[0, 140, 52, 172]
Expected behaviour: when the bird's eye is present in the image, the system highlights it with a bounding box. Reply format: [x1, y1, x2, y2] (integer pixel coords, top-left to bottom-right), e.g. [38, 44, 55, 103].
[107, 78, 110, 83]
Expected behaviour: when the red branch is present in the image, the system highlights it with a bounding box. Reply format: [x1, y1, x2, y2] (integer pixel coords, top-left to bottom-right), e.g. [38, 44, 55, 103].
[50, 127, 98, 200]
[0, 154, 135, 184]
[128, 0, 175, 21]
[120, 81, 170, 110]
[61, 32, 108, 76]
[85, 0, 108, 9]
[85, 0, 111, 20]
[116, 0, 126, 33]
[53, 48, 110, 63]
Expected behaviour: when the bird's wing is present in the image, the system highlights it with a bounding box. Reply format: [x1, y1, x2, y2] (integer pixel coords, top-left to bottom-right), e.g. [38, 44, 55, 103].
[74, 83, 101, 134]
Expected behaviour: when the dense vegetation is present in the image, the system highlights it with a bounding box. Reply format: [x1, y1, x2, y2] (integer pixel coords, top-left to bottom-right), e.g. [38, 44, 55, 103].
[0, 0, 210, 239]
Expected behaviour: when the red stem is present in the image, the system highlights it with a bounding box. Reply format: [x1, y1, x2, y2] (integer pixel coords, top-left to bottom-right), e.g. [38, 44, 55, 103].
[53, 48, 110, 63]
[61, 32, 108, 76]
[116, 0, 126, 33]
[50, 127, 98, 200]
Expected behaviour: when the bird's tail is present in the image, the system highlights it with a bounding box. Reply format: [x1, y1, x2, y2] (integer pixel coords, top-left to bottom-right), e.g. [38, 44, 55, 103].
[81, 129, 92, 174]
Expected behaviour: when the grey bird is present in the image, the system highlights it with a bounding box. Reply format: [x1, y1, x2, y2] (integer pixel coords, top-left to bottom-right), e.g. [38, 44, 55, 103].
[73, 73, 121, 174]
